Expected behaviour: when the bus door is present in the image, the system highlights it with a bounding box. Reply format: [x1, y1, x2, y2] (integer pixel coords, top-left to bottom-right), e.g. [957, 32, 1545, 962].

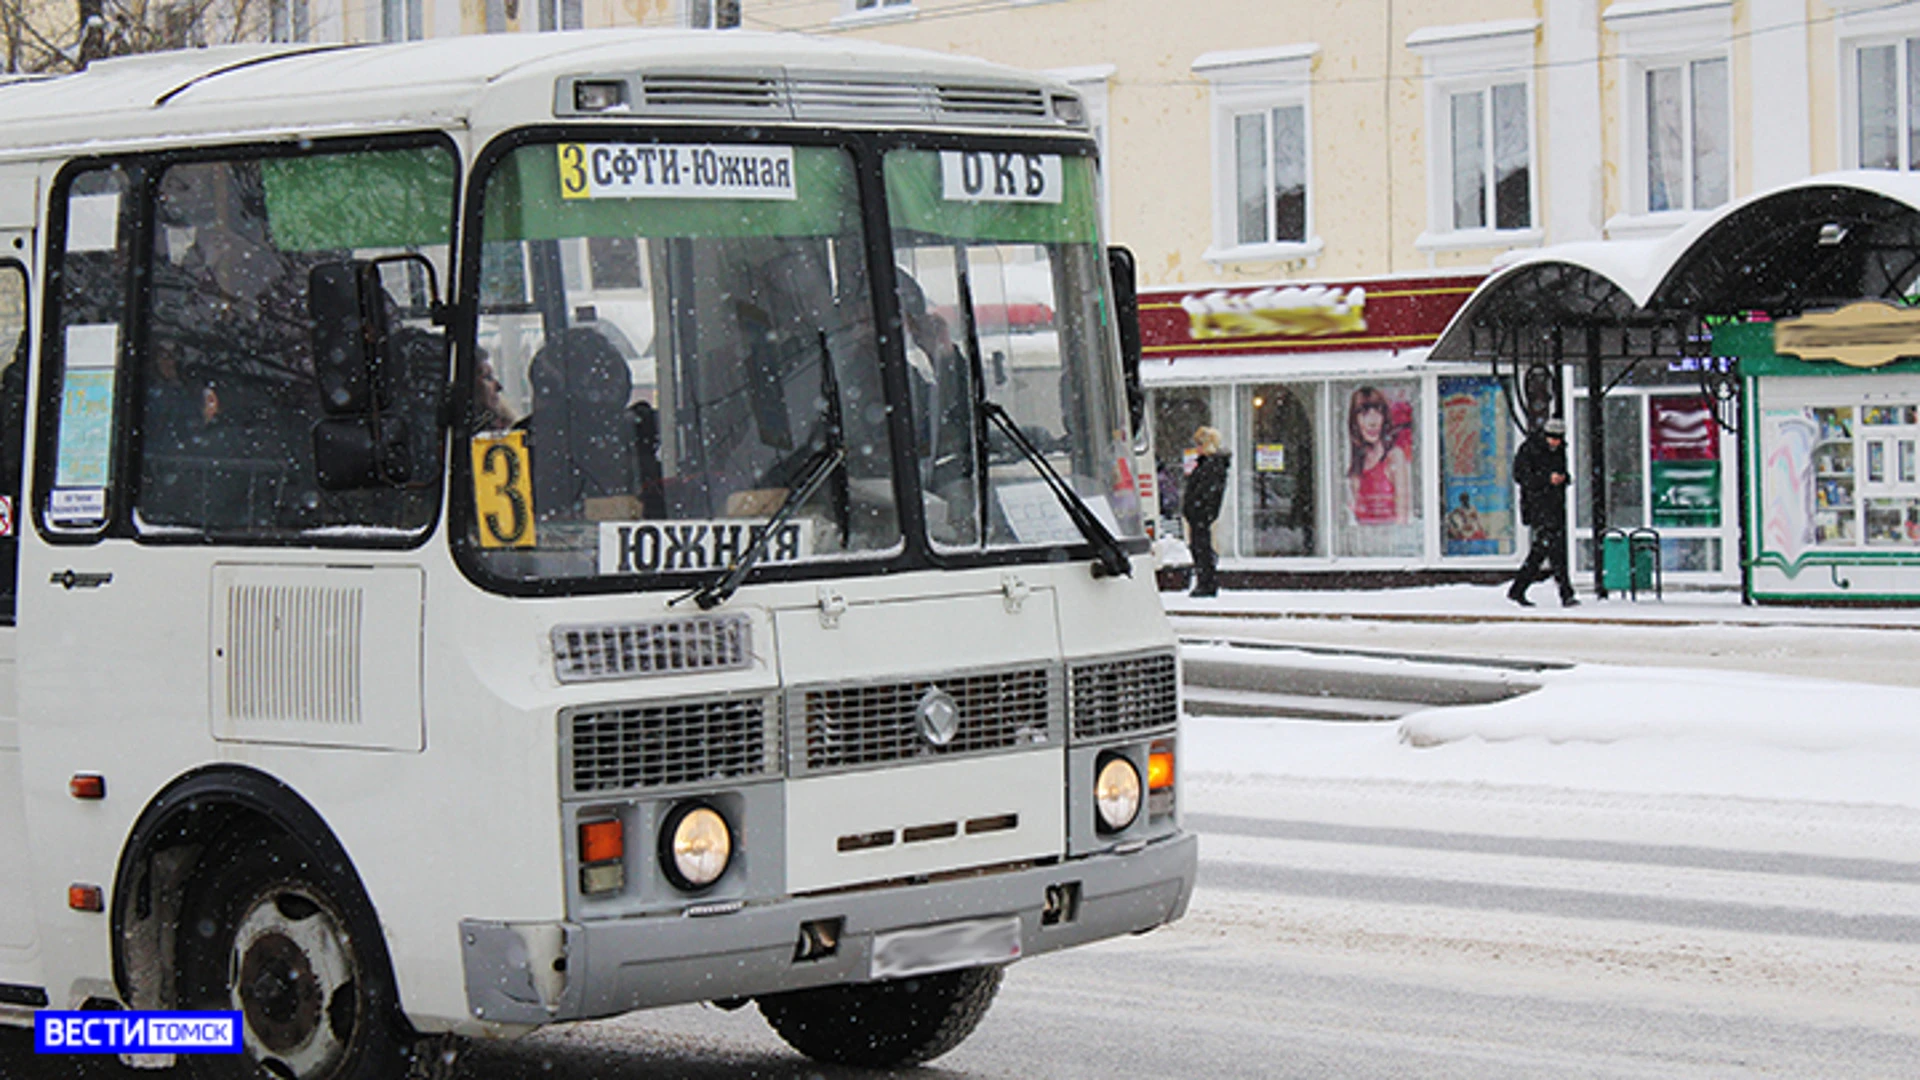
[0, 248, 35, 981]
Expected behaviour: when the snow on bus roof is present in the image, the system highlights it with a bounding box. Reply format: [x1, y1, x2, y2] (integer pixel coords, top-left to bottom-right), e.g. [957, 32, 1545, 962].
[0, 30, 1063, 155]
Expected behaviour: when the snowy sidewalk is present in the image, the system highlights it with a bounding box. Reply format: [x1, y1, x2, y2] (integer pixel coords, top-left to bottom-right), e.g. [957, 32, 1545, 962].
[1167, 584, 1920, 812]
[1163, 580, 1920, 630]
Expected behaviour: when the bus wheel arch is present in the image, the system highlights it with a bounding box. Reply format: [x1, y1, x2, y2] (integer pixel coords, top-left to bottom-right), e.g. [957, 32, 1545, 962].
[111, 765, 417, 1079]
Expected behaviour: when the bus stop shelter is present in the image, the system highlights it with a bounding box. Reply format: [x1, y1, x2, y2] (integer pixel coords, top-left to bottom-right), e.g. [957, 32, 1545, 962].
[1429, 172, 1920, 603]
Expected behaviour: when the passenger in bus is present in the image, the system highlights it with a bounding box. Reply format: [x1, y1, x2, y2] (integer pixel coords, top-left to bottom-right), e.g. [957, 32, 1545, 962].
[524, 327, 641, 521]
[469, 348, 516, 435]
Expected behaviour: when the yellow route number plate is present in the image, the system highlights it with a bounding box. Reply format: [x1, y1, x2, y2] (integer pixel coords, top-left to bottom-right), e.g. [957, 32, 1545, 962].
[471, 431, 536, 548]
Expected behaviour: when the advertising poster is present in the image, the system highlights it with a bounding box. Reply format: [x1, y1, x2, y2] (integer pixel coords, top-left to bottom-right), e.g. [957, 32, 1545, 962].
[1650, 396, 1721, 528]
[1335, 381, 1421, 557]
[1438, 377, 1513, 556]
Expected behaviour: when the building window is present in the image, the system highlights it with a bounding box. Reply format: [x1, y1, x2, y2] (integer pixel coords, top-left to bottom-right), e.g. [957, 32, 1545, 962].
[1195, 45, 1320, 264]
[1603, 0, 1733, 229]
[686, 0, 741, 28]
[1644, 57, 1729, 212]
[540, 0, 586, 30]
[1448, 85, 1530, 230]
[1231, 106, 1307, 246]
[270, 0, 309, 41]
[1854, 38, 1920, 169]
[382, 0, 423, 41]
[1408, 20, 1539, 249]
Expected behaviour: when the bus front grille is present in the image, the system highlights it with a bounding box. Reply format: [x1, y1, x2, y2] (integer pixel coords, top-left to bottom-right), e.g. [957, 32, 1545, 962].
[1069, 651, 1179, 742]
[794, 666, 1058, 773]
[551, 614, 752, 684]
[565, 694, 778, 795]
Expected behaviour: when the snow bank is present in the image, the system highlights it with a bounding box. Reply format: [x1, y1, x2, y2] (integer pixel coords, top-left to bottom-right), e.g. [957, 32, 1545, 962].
[1397, 664, 1920, 755]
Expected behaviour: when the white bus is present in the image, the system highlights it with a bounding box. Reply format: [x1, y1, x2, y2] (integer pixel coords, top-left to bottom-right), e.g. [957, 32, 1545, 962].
[0, 28, 1194, 1077]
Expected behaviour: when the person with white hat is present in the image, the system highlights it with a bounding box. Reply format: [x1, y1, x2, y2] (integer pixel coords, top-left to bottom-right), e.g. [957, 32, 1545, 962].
[1509, 416, 1578, 607]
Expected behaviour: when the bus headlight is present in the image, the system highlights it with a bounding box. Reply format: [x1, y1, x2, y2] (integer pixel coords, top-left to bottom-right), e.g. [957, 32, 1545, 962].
[659, 802, 732, 892]
[1094, 754, 1141, 833]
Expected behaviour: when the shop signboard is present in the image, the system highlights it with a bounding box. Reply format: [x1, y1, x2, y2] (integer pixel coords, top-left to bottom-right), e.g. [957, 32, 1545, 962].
[1137, 274, 1482, 359]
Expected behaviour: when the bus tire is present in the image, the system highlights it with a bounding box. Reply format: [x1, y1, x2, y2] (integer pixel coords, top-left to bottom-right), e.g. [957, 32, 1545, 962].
[756, 965, 1003, 1069]
[174, 829, 414, 1080]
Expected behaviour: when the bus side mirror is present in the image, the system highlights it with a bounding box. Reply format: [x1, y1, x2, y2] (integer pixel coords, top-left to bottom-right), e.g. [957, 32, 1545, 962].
[309, 261, 389, 416]
[309, 256, 444, 491]
[1108, 245, 1144, 437]
[313, 415, 413, 490]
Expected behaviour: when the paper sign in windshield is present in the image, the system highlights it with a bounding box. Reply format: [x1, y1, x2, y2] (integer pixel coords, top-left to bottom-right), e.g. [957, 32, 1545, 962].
[599, 519, 814, 575]
[940, 151, 1062, 205]
[558, 143, 797, 201]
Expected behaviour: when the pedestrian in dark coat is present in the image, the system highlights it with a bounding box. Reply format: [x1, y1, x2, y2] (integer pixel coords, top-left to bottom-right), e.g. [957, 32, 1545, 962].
[1509, 417, 1577, 607]
[1183, 426, 1229, 598]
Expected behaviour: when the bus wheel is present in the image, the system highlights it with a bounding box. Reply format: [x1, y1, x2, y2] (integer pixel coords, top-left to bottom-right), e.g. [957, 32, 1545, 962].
[176, 832, 412, 1080]
[757, 965, 1003, 1069]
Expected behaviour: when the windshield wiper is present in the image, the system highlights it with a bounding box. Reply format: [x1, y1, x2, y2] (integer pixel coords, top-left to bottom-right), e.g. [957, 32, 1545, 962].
[949, 265, 1130, 580]
[674, 334, 846, 610]
[977, 401, 1132, 579]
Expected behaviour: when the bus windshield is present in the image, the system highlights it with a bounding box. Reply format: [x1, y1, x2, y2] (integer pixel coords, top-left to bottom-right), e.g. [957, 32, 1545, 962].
[885, 148, 1142, 552]
[469, 140, 896, 584]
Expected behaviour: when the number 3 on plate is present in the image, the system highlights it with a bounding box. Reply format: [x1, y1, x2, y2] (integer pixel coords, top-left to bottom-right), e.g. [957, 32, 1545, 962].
[472, 431, 536, 548]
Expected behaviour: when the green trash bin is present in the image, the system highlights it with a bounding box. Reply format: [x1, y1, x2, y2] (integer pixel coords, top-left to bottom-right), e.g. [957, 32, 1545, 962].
[1600, 529, 1632, 591]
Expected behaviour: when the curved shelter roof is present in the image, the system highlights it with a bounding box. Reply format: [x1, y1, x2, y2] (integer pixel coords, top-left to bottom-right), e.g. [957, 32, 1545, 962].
[1431, 171, 1920, 363]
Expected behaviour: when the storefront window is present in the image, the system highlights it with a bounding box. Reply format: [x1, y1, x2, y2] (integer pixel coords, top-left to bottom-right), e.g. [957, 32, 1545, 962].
[1437, 376, 1513, 556]
[1151, 387, 1213, 538]
[1572, 394, 1645, 529]
[1238, 383, 1318, 556]
[1332, 379, 1421, 557]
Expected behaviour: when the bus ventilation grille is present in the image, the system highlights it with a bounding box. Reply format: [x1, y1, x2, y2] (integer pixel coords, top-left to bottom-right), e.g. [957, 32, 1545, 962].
[796, 666, 1056, 773]
[1069, 651, 1179, 742]
[566, 694, 777, 795]
[640, 73, 784, 111]
[936, 84, 1049, 118]
[552, 614, 752, 684]
[787, 77, 929, 119]
[225, 583, 364, 726]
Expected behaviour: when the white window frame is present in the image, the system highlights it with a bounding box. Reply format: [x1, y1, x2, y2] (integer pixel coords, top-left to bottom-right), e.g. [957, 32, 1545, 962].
[1050, 65, 1114, 241]
[1835, 0, 1920, 172]
[1407, 19, 1542, 254]
[1194, 44, 1321, 267]
[379, 0, 423, 41]
[834, 0, 915, 27]
[1602, 0, 1733, 238]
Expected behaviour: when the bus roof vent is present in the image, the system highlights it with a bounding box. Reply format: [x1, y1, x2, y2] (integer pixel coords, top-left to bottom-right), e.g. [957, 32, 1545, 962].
[637, 72, 786, 115]
[551, 613, 754, 684]
[788, 75, 932, 122]
[936, 83, 1050, 122]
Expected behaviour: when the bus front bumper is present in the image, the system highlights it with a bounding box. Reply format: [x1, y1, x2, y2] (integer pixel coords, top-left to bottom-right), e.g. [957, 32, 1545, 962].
[459, 831, 1196, 1024]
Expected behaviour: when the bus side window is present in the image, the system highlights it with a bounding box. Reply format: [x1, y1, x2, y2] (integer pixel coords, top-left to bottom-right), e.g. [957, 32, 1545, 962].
[43, 164, 134, 536]
[0, 264, 26, 621]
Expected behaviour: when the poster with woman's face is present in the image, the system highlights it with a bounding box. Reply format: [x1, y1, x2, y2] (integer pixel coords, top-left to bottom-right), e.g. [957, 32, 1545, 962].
[1336, 381, 1420, 556]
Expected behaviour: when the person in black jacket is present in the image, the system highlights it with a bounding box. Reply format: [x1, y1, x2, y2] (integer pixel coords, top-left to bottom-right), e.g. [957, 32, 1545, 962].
[1183, 426, 1230, 598]
[1509, 417, 1578, 607]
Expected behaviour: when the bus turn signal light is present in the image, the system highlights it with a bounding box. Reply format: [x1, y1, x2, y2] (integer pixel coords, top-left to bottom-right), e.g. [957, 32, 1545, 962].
[1147, 746, 1174, 791]
[580, 819, 624, 865]
[68, 884, 103, 912]
[69, 774, 105, 800]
